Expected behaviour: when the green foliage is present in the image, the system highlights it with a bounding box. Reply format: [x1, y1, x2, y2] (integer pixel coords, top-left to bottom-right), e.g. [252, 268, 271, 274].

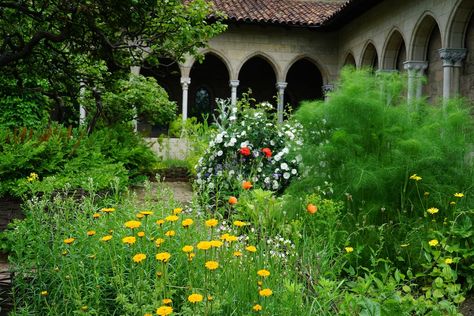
[289, 68, 473, 215]
[83, 74, 177, 127]
[0, 124, 157, 198]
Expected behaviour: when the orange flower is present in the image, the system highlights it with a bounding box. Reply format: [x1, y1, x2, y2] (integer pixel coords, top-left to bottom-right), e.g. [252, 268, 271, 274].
[242, 181, 253, 190]
[228, 196, 238, 205]
[261, 147, 272, 158]
[306, 203, 317, 214]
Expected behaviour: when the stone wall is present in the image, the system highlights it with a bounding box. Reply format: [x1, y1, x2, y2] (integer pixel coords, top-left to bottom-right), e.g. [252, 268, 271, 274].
[461, 16, 474, 100]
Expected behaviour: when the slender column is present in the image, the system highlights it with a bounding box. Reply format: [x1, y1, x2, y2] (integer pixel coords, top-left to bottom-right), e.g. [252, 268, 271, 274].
[180, 77, 191, 122]
[229, 80, 239, 108]
[130, 66, 141, 131]
[438, 48, 467, 99]
[276, 82, 287, 123]
[403, 61, 428, 103]
[453, 60, 462, 96]
[322, 84, 334, 102]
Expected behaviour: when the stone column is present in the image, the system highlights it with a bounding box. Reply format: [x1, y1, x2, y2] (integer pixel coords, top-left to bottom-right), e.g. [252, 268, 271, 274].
[403, 61, 428, 103]
[322, 84, 334, 102]
[180, 77, 191, 122]
[438, 48, 467, 99]
[229, 80, 239, 108]
[130, 66, 141, 131]
[276, 82, 287, 123]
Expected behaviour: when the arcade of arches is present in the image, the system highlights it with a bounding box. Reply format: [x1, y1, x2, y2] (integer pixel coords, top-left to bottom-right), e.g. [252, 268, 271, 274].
[134, 0, 473, 130]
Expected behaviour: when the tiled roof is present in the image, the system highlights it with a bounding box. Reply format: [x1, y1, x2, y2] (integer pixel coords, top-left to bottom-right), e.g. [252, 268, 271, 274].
[206, 0, 348, 27]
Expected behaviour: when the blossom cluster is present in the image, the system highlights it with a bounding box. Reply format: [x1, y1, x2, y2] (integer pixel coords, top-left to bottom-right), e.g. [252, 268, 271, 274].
[195, 101, 302, 202]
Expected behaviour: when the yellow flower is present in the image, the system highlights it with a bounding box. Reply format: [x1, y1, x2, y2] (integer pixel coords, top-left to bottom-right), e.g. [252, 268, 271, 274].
[137, 231, 145, 237]
[136, 213, 144, 219]
[223, 234, 238, 242]
[165, 230, 175, 237]
[182, 245, 193, 253]
[81, 306, 88, 311]
[210, 240, 223, 248]
[92, 213, 101, 219]
[197, 241, 212, 250]
[233, 251, 242, 257]
[63, 238, 75, 245]
[140, 210, 154, 216]
[205, 219, 218, 228]
[409, 174, 422, 181]
[101, 235, 112, 242]
[162, 298, 173, 305]
[27, 172, 39, 182]
[259, 288, 273, 297]
[40, 290, 48, 297]
[156, 252, 171, 263]
[445, 258, 453, 265]
[144, 314, 152, 316]
[101, 208, 115, 213]
[122, 236, 136, 245]
[187, 253, 195, 261]
[188, 293, 203, 303]
[125, 220, 141, 229]
[257, 269, 270, 277]
[205, 261, 219, 270]
[165, 215, 179, 222]
[156, 219, 165, 226]
[428, 239, 439, 247]
[156, 305, 173, 316]
[450, 201, 456, 205]
[87, 230, 96, 236]
[182, 218, 193, 228]
[427, 207, 439, 215]
[253, 304, 262, 311]
[155, 238, 165, 247]
[132, 253, 146, 263]
[233, 220, 247, 227]
[246, 245, 257, 253]
[454, 193, 464, 198]
[207, 295, 213, 301]
[173, 208, 183, 215]
[345, 247, 354, 253]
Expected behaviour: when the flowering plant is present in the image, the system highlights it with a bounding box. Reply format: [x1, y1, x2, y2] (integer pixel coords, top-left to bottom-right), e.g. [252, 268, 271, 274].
[195, 98, 302, 209]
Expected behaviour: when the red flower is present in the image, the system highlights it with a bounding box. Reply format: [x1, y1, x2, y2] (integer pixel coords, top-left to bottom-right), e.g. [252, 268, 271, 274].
[239, 147, 251, 156]
[262, 147, 272, 158]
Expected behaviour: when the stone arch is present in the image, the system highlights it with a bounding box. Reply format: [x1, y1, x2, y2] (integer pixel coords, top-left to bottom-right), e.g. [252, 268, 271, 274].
[360, 41, 379, 70]
[381, 28, 407, 70]
[237, 52, 281, 82]
[188, 53, 230, 120]
[186, 48, 234, 80]
[284, 56, 324, 110]
[238, 55, 277, 104]
[283, 55, 328, 84]
[446, 0, 474, 48]
[410, 12, 442, 60]
[343, 51, 357, 68]
[459, 6, 474, 99]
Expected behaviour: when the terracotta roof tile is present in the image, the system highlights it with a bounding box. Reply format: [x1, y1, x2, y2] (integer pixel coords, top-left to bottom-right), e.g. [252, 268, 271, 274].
[206, 0, 348, 27]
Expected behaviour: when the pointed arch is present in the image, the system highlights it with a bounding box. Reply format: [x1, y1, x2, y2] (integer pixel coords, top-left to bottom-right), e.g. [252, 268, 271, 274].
[446, 0, 474, 48]
[343, 51, 357, 68]
[381, 28, 407, 70]
[237, 51, 281, 82]
[283, 56, 324, 110]
[283, 55, 328, 84]
[409, 12, 442, 60]
[186, 49, 234, 80]
[360, 41, 379, 69]
[238, 54, 277, 104]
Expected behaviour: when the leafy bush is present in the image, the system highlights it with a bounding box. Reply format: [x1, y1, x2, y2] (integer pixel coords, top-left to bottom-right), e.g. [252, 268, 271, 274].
[194, 99, 302, 211]
[0, 124, 157, 198]
[287, 68, 473, 216]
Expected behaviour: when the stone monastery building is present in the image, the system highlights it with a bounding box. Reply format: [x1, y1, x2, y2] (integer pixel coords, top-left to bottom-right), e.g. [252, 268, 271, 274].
[139, 0, 474, 125]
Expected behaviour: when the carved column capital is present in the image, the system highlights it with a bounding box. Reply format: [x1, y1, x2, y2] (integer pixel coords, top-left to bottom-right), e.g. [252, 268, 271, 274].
[438, 48, 467, 67]
[276, 82, 288, 90]
[229, 80, 240, 88]
[403, 61, 428, 72]
[180, 77, 191, 89]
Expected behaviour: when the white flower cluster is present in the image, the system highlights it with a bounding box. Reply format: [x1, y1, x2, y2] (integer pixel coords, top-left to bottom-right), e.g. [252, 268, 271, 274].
[195, 103, 302, 197]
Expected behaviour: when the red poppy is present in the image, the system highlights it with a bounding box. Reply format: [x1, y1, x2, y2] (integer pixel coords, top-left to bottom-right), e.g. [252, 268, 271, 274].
[239, 147, 251, 156]
[262, 147, 272, 158]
